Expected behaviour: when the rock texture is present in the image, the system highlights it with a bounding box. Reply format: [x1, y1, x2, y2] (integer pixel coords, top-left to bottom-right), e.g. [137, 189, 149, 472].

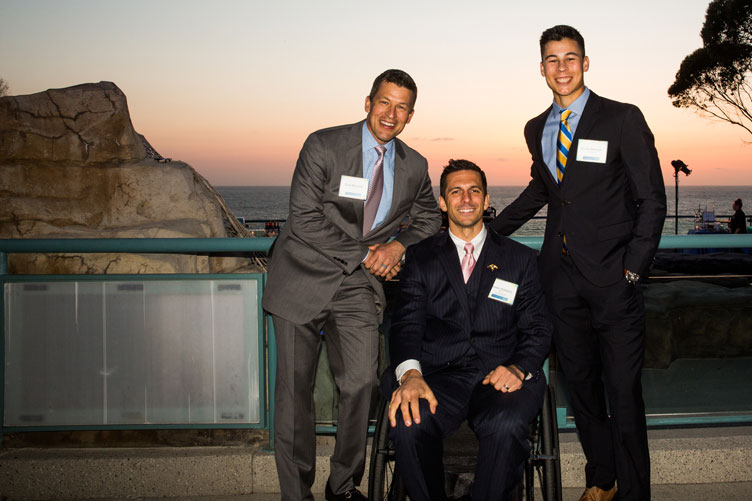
[0, 82, 259, 274]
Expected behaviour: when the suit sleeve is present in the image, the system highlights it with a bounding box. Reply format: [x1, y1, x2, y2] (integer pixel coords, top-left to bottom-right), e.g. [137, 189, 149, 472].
[489, 122, 550, 236]
[621, 106, 667, 276]
[287, 132, 370, 274]
[393, 162, 442, 249]
[509, 251, 553, 376]
[388, 245, 427, 367]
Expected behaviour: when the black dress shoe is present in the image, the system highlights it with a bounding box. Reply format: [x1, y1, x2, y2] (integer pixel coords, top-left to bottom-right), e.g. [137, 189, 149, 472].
[325, 481, 367, 501]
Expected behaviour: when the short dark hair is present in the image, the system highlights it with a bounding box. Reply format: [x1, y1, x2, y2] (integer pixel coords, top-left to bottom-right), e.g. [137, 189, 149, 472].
[735, 198, 743, 208]
[540, 25, 586, 60]
[440, 159, 487, 198]
[369, 69, 417, 110]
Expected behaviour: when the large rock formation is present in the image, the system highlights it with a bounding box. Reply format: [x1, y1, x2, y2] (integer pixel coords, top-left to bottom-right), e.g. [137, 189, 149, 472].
[0, 82, 259, 274]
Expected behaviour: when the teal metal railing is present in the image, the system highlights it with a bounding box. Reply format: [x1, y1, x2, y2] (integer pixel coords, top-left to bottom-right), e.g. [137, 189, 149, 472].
[1, 234, 751, 442]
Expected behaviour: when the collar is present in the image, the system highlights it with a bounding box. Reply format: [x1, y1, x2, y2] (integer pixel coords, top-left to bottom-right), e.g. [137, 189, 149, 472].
[552, 86, 590, 117]
[361, 121, 394, 155]
[448, 225, 487, 261]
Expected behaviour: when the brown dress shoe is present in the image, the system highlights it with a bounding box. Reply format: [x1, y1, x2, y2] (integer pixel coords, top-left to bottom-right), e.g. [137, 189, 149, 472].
[578, 485, 617, 501]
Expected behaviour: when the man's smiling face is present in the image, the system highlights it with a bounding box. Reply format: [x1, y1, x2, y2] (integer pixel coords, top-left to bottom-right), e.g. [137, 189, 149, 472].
[540, 37, 589, 108]
[365, 81, 414, 144]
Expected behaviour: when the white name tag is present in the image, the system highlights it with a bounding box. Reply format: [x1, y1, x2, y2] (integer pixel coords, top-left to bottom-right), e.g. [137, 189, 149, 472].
[338, 175, 369, 200]
[576, 139, 608, 163]
[488, 278, 518, 306]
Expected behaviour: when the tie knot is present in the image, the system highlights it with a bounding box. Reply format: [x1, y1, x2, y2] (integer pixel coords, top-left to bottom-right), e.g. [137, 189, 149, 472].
[464, 242, 474, 255]
[561, 109, 572, 122]
[375, 145, 386, 158]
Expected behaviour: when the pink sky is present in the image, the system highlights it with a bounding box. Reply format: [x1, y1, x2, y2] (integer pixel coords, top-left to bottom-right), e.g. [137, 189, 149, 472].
[2, 0, 749, 186]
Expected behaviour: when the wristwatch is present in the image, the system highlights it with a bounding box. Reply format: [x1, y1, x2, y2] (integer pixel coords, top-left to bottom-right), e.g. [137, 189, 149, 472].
[624, 269, 640, 285]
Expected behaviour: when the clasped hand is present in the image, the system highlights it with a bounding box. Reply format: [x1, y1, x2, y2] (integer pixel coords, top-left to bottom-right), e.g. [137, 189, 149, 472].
[364, 240, 405, 280]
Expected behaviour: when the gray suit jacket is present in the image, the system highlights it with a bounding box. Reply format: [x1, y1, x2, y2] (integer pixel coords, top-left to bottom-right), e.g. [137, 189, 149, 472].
[263, 120, 441, 324]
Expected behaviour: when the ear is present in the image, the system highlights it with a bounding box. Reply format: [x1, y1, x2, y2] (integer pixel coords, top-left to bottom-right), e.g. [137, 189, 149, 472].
[483, 194, 490, 211]
[540, 61, 545, 77]
[583, 55, 590, 72]
[439, 195, 447, 212]
[365, 96, 371, 114]
[406, 109, 414, 124]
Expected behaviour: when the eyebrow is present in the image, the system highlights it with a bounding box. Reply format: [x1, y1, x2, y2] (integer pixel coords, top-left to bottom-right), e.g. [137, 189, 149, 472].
[544, 52, 581, 60]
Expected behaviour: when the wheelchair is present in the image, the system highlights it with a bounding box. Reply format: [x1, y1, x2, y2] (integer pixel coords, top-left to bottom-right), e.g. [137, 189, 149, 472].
[368, 381, 561, 500]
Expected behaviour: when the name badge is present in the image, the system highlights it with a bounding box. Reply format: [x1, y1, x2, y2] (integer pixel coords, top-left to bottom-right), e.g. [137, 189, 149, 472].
[576, 139, 608, 163]
[488, 278, 518, 306]
[338, 175, 369, 200]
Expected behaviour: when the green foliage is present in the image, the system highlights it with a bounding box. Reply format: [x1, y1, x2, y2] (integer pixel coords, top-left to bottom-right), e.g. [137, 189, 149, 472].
[668, 0, 752, 136]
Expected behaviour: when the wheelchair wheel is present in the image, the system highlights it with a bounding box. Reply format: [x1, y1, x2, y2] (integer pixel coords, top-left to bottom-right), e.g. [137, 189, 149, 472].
[526, 384, 562, 501]
[369, 398, 407, 501]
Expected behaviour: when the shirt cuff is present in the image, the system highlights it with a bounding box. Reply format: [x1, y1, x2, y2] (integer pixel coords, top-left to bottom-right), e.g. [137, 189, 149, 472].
[395, 359, 422, 385]
[512, 364, 533, 381]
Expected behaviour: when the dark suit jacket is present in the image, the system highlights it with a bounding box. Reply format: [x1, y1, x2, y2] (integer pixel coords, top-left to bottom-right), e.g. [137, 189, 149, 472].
[263, 120, 442, 324]
[488, 92, 666, 287]
[389, 229, 552, 379]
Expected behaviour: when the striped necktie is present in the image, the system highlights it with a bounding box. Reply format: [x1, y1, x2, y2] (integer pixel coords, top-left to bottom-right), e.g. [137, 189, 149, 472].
[557, 109, 573, 254]
[556, 109, 573, 185]
[363, 145, 387, 235]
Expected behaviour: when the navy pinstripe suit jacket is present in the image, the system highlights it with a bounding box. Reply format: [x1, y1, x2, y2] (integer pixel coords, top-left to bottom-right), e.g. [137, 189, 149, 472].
[389, 228, 553, 379]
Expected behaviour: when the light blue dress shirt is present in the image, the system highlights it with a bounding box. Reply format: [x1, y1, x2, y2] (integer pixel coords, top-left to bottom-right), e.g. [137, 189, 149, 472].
[362, 122, 395, 231]
[541, 87, 591, 182]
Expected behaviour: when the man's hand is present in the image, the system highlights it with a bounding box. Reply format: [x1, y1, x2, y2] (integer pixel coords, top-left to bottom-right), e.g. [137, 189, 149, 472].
[364, 240, 406, 278]
[385, 261, 402, 280]
[482, 365, 524, 393]
[388, 369, 438, 428]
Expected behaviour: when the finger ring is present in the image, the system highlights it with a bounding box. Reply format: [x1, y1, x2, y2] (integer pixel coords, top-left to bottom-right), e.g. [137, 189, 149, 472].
[381, 264, 387, 268]
[503, 384, 510, 390]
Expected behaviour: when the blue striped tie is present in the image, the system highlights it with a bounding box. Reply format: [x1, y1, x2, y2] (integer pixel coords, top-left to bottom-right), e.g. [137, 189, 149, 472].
[556, 109, 573, 185]
[558, 109, 572, 253]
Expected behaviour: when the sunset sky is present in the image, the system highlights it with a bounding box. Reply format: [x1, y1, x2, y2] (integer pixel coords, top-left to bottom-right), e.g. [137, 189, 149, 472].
[2, 0, 749, 186]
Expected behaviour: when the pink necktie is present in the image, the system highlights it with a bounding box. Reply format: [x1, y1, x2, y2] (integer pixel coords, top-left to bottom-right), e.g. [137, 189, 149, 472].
[363, 145, 387, 235]
[461, 242, 475, 283]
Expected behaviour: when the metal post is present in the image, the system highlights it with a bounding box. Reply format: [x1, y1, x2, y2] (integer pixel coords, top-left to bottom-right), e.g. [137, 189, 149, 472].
[675, 172, 679, 235]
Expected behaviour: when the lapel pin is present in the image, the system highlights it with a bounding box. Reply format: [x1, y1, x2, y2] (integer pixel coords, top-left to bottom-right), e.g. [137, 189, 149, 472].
[487, 264, 498, 271]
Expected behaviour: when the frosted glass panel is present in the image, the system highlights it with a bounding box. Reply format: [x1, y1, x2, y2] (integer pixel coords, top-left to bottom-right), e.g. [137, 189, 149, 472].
[4, 279, 260, 426]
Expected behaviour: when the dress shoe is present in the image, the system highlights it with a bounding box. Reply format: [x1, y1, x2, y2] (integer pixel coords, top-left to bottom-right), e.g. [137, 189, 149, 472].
[325, 481, 367, 501]
[578, 485, 617, 501]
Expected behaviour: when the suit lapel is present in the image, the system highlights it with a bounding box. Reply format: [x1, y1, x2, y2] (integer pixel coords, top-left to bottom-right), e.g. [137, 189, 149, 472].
[532, 106, 559, 189]
[343, 122, 366, 232]
[384, 139, 407, 225]
[564, 92, 602, 188]
[475, 238, 495, 305]
[571, 92, 602, 141]
[473, 231, 507, 328]
[436, 233, 471, 321]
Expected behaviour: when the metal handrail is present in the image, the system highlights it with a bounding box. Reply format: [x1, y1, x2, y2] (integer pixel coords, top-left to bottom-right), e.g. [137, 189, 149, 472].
[2, 233, 751, 258]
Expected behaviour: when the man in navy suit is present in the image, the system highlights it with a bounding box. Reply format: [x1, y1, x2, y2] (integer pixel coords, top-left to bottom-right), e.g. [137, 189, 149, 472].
[386, 159, 553, 500]
[489, 26, 666, 501]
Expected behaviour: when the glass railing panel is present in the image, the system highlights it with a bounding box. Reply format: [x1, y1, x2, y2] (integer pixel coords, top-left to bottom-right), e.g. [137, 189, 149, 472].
[3, 278, 260, 427]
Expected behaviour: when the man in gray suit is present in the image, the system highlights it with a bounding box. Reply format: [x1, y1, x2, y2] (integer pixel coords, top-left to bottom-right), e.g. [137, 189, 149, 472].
[263, 69, 442, 501]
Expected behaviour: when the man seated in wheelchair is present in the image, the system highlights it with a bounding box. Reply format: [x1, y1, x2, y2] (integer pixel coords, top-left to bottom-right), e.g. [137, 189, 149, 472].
[384, 159, 553, 500]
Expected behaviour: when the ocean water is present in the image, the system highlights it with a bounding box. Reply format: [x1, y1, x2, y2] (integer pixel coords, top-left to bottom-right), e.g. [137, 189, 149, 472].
[217, 185, 752, 236]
